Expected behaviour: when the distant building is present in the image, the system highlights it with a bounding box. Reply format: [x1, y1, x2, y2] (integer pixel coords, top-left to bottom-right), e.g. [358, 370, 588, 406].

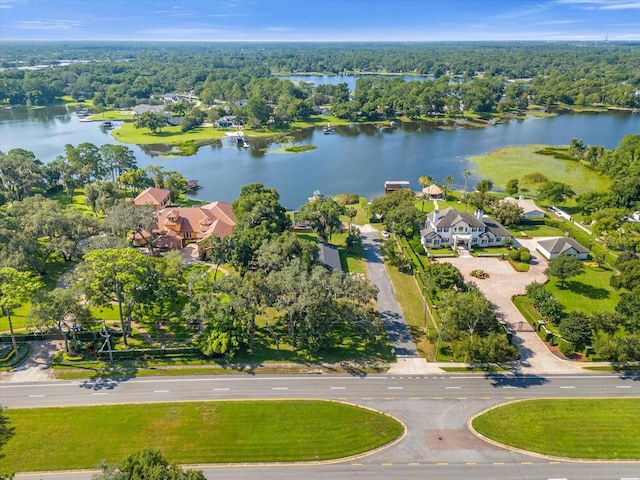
[384, 181, 411, 193]
[537, 237, 589, 260]
[422, 184, 444, 199]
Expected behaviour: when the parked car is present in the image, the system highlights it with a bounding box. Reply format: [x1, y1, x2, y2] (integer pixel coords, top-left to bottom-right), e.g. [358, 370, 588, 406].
[381, 230, 390, 239]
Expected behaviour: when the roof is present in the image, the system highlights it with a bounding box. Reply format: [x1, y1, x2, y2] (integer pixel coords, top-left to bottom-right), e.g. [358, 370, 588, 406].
[429, 207, 486, 229]
[134, 187, 171, 207]
[156, 201, 236, 241]
[537, 237, 589, 255]
[481, 217, 511, 238]
[318, 242, 342, 272]
[502, 196, 544, 215]
[422, 184, 443, 195]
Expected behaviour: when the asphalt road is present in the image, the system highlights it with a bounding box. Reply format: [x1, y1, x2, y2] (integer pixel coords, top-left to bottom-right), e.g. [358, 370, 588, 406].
[4, 372, 640, 480]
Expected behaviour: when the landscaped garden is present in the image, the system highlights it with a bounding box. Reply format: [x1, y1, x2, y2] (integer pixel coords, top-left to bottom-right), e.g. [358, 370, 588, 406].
[0, 400, 404, 471]
[472, 399, 640, 459]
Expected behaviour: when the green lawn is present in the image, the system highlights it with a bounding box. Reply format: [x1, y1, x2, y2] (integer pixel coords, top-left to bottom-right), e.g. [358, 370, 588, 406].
[111, 122, 225, 146]
[2, 400, 404, 471]
[507, 220, 566, 238]
[547, 264, 620, 313]
[469, 144, 610, 194]
[472, 399, 640, 459]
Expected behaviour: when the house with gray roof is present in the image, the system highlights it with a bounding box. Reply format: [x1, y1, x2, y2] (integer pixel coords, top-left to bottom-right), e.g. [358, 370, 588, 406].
[318, 242, 342, 272]
[501, 195, 545, 219]
[536, 237, 589, 260]
[420, 207, 511, 251]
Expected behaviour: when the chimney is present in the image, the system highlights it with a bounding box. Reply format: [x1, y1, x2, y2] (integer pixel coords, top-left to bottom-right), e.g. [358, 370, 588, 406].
[476, 209, 483, 221]
[519, 194, 524, 201]
[433, 209, 440, 224]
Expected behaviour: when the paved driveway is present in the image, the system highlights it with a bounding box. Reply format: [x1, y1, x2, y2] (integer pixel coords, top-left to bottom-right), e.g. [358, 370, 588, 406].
[441, 240, 584, 374]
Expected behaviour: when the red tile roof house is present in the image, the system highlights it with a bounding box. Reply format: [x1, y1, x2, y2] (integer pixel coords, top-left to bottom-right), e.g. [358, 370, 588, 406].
[131, 201, 237, 253]
[133, 187, 171, 210]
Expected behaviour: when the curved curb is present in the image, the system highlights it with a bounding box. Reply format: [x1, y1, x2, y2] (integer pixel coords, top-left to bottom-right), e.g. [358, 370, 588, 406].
[13, 398, 407, 475]
[467, 397, 640, 463]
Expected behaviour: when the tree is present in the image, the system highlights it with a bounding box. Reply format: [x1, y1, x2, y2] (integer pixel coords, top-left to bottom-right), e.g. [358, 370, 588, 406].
[443, 289, 499, 339]
[162, 169, 188, 202]
[0, 149, 43, 202]
[475, 179, 493, 194]
[560, 311, 593, 347]
[135, 111, 169, 134]
[418, 175, 433, 212]
[462, 168, 471, 210]
[99, 144, 137, 182]
[425, 262, 465, 292]
[28, 288, 93, 352]
[610, 258, 640, 291]
[443, 175, 455, 200]
[92, 447, 205, 480]
[491, 201, 524, 227]
[297, 197, 346, 242]
[537, 181, 575, 205]
[74, 249, 157, 345]
[0, 267, 43, 354]
[544, 255, 585, 289]
[616, 289, 640, 333]
[505, 178, 519, 196]
[103, 200, 158, 253]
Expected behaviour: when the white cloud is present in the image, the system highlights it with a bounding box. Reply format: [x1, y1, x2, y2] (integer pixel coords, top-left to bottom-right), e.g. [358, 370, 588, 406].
[16, 19, 84, 30]
[555, 0, 640, 9]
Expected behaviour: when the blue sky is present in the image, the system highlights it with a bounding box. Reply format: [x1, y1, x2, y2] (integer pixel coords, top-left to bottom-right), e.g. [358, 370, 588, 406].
[1, 0, 639, 42]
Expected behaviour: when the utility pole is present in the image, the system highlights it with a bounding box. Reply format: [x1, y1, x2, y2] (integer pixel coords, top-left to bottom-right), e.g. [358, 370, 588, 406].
[98, 322, 114, 363]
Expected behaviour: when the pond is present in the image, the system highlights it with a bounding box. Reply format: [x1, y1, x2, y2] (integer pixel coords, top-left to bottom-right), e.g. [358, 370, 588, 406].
[1, 105, 638, 209]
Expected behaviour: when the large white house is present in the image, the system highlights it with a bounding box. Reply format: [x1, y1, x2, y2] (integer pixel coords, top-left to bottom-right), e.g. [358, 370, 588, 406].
[420, 207, 512, 250]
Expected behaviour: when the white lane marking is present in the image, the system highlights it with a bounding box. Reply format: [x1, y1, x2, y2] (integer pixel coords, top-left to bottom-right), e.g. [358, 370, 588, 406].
[559, 386, 575, 389]
[502, 386, 517, 389]
[153, 390, 170, 393]
[91, 392, 108, 396]
[28, 394, 45, 398]
[387, 386, 403, 390]
[620, 477, 640, 480]
[272, 387, 288, 390]
[617, 385, 632, 389]
[445, 386, 461, 389]
[330, 387, 346, 390]
[213, 388, 230, 391]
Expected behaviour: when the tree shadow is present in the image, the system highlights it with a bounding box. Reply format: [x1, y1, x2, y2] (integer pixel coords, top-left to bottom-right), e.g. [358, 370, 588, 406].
[78, 365, 137, 390]
[380, 310, 417, 356]
[485, 372, 549, 388]
[0, 407, 15, 463]
[563, 280, 610, 300]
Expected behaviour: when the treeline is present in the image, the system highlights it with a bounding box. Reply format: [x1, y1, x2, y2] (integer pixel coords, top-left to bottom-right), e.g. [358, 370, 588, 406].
[1, 42, 639, 110]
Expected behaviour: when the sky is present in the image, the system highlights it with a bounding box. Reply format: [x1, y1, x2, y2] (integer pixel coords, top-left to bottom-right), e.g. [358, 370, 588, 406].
[0, 0, 639, 42]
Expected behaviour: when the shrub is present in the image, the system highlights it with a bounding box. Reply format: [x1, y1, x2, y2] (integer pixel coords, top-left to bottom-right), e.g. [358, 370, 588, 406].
[519, 250, 531, 263]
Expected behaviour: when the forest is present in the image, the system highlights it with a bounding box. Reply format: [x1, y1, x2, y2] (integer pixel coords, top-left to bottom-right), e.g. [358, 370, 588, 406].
[1, 41, 639, 116]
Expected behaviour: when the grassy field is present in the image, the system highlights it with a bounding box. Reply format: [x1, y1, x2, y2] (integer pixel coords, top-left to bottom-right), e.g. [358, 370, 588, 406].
[2, 400, 404, 471]
[472, 399, 640, 459]
[468, 145, 610, 195]
[111, 122, 226, 146]
[385, 265, 435, 359]
[546, 264, 620, 313]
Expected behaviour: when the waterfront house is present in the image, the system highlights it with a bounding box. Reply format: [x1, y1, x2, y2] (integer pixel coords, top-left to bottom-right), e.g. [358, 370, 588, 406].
[420, 207, 512, 250]
[384, 181, 411, 193]
[133, 187, 171, 210]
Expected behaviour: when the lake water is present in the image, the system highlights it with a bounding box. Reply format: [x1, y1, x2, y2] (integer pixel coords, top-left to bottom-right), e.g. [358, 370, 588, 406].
[1, 105, 638, 209]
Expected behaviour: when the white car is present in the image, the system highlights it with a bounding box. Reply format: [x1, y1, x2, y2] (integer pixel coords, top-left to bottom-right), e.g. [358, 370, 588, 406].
[381, 230, 390, 239]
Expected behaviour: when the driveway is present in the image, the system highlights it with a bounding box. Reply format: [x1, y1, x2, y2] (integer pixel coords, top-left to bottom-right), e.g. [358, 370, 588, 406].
[441, 241, 585, 374]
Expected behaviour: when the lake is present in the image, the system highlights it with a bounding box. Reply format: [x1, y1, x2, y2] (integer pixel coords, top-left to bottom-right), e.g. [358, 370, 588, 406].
[1, 105, 638, 209]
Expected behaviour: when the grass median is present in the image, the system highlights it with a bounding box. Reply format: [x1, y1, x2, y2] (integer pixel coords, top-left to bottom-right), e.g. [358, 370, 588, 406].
[472, 398, 640, 459]
[2, 400, 404, 472]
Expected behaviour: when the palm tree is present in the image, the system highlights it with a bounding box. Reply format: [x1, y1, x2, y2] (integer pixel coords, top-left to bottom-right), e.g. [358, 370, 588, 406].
[444, 175, 455, 200]
[463, 169, 471, 212]
[418, 175, 434, 212]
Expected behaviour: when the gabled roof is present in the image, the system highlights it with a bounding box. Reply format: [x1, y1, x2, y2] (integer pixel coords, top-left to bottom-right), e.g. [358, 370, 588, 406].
[502, 196, 544, 215]
[318, 242, 342, 272]
[429, 207, 485, 229]
[481, 217, 511, 238]
[134, 187, 171, 207]
[538, 237, 589, 255]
